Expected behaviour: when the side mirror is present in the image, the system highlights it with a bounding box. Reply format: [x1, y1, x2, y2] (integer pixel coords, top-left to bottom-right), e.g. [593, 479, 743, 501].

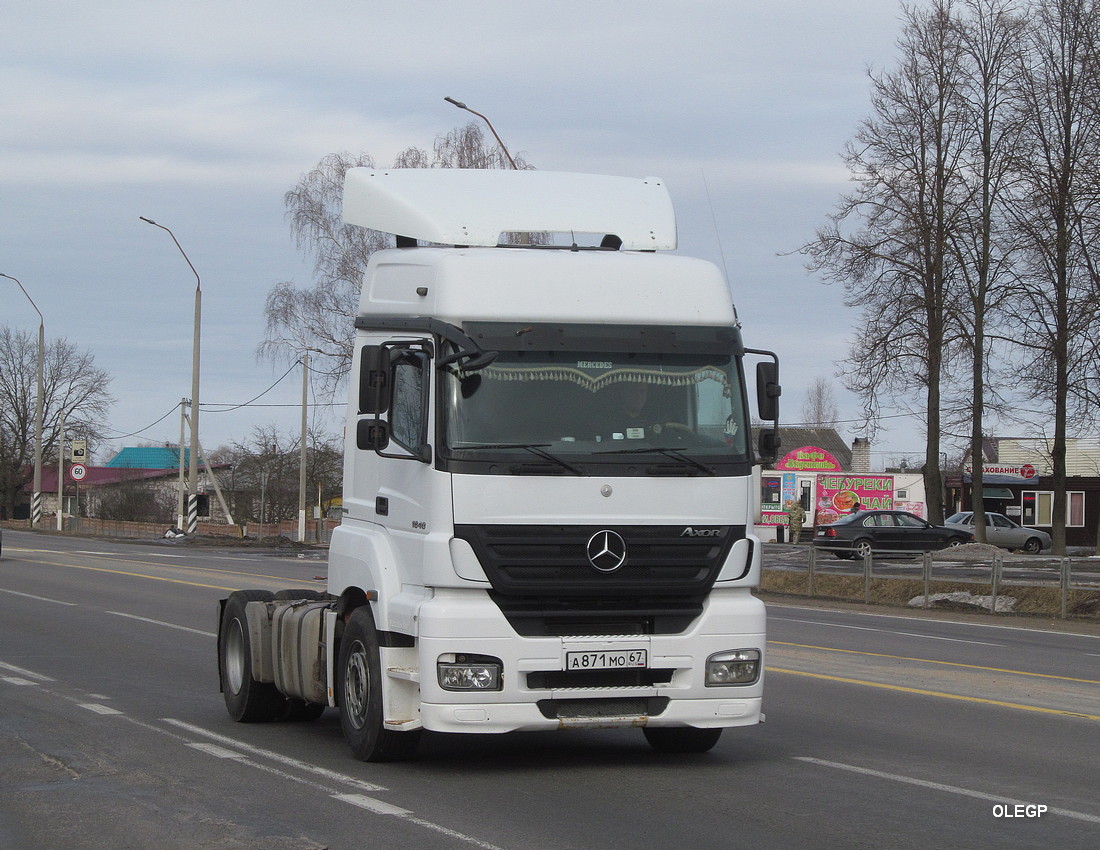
[757, 428, 781, 465]
[756, 361, 781, 423]
[359, 346, 391, 414]
[357, 419, 390, 451]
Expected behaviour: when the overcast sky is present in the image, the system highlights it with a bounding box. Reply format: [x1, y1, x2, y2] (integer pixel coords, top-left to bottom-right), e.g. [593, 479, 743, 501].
[2, 1, 922, 466]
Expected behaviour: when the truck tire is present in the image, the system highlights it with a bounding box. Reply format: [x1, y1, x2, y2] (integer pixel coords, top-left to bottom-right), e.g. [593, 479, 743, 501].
[643, 726, 722, 754]
[219, 590, 286, 722]
[337, 606, 421, 761]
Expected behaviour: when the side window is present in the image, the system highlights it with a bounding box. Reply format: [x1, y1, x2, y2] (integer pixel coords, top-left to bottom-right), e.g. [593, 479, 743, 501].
[357, 343, 432, 463]
[391, 357, 425, 452]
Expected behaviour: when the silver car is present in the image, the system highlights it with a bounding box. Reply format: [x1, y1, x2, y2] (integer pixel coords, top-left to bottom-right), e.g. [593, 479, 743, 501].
[944, 512, 1051, 554]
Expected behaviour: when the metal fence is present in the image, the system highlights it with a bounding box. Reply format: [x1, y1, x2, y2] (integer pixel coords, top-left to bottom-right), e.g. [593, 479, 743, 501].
[769, 545, 1100, 620]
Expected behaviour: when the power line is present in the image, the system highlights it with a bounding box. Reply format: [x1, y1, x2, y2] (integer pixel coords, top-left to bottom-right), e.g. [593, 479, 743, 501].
[200, 362, 299, 412]
[102, 404, 179, 441]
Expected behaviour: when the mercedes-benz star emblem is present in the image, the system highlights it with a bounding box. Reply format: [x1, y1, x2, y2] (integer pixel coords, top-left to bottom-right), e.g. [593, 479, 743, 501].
[586, 530, 627, 572]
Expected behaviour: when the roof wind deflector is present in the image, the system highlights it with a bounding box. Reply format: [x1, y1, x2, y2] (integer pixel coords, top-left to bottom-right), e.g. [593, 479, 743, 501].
[341, 169, 677, 251]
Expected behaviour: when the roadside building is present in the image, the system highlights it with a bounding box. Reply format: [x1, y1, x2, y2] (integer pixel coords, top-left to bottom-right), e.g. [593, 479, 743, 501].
[757, 429, 927, 541]
[24, 445, 230, 524]
[953, 437, 1100, 548]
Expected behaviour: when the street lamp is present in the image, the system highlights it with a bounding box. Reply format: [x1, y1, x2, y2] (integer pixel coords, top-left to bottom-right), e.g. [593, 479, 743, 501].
[139, 217, 202, 534]
[1, 273, 44, 527]
[443, 96, 518, 169]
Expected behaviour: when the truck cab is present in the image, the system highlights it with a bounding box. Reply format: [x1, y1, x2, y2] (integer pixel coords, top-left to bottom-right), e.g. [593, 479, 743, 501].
[218, 169, 780, 760]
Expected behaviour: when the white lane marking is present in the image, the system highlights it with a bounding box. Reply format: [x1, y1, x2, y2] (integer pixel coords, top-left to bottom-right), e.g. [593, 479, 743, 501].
[772, 617, 1003, 646]
[767, 601, 1100, 639]
[106, 611, 216, 637]
[796, 757, 1100, 824]
[333, 794, 412, 816]
[188, 743, 247, 759]
[0, 588, 78, 606]
[162, 719, 388, 793]
[171, 720, 507, 849]
[80, 703, 122, 715]
[2, 676, 39, 686]
[0, 661, 55, 681]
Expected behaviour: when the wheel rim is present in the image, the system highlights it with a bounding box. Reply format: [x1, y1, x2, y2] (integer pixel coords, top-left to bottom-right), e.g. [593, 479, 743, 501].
[948, 539, 962, 547]
[855, 541, 872, 558]
[225, 618, 246, 694]
[344, 640, 370, 730]
[1025, 539, 1040, 554]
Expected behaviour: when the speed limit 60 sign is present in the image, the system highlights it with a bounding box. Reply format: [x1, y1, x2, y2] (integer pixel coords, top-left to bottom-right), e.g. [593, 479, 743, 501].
[69, 463, 87, 481]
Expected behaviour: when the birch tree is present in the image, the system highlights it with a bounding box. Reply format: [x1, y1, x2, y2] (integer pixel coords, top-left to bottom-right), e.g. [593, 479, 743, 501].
[261, 122, 533, 394]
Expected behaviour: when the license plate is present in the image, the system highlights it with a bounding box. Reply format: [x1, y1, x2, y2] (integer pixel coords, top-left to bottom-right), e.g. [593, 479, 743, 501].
[566, 649, 647, 670]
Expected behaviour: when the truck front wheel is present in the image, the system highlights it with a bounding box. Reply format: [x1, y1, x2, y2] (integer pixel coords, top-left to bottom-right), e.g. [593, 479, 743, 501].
[219, 590, 286, 722]
[337, 606, 421, 761]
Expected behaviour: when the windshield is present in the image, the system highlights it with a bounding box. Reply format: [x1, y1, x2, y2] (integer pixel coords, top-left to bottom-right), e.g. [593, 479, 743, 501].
[441, 349, 750, 473]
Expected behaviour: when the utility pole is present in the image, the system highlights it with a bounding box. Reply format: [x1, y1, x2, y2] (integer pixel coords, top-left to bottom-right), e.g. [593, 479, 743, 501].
[298, 354, 309, 543]
[140, 217, 202, 534]
[1, 273, 44, 527]
[444, 97, 519, 169]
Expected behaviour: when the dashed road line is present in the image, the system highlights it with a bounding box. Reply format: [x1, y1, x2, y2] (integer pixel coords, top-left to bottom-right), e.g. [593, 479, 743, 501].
[106, 610, 216, 637]
[0, 587, 78, 606]
[796, 756, 1100, 824]
[770, 667, 1100, 721]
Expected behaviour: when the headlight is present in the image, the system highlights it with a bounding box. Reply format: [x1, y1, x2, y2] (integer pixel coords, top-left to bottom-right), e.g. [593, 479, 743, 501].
[437, 654, 503, 691]
[706, 649, 761, 686]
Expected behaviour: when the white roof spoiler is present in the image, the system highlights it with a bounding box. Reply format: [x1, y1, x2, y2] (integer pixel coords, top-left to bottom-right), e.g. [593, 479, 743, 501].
[341, 168, 677, 250]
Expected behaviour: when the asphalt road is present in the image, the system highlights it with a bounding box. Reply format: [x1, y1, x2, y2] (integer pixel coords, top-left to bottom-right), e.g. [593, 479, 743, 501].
[1, 530, 1098, 849]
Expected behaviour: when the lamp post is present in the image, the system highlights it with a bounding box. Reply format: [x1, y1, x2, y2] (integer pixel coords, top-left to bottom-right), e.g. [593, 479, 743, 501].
[140, 217, 202, 534]
[443, 96, 518, 169]
[1, 273, 44, 527]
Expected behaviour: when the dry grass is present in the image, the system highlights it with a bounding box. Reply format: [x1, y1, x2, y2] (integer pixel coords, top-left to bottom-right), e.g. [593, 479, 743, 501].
[760, 568, 1100, 619]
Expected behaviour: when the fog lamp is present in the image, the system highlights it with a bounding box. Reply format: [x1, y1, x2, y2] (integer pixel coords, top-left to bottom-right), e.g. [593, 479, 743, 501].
[706, 649, 761, 686]
[437, 654, 503, 691]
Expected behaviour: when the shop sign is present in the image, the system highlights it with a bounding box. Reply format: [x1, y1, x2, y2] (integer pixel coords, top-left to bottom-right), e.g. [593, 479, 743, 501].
[776, 446, 842, 472]
[814, 474, 895, 525]
[963, 463, 1039, 483]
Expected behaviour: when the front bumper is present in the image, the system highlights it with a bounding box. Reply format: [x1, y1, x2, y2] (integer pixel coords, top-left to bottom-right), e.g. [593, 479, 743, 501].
[404, 587, 766, 735]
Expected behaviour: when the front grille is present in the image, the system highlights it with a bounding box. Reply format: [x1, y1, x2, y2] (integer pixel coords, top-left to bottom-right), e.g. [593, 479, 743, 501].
[537, 697, 670, 720]
[454, 524, 744, 636]
[527, 668, 675, 689]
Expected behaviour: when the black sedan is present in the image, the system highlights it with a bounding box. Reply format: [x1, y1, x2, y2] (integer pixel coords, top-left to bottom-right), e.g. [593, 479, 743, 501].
[812, 510, 974, 559]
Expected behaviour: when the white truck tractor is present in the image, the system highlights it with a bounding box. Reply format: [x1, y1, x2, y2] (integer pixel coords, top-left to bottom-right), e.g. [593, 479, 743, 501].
[217, 168, 781, 760]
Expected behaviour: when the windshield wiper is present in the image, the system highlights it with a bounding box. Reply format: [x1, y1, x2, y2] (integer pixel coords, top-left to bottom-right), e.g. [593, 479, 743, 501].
[458, 443, 586, 476]
[594, 446, 717, 476]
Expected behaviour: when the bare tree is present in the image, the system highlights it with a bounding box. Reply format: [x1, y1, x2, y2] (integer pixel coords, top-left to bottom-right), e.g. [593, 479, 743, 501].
[218, 425, 342, 527]
[802, 0, 974, 523]
[799, 376, 840, 429]
[261, 122, 535, 395]
[950, 0, 1028, 541]
[259, 151, 390, 395]
[0, 327, 113, 518]
[1004, 0, 1100, 553]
